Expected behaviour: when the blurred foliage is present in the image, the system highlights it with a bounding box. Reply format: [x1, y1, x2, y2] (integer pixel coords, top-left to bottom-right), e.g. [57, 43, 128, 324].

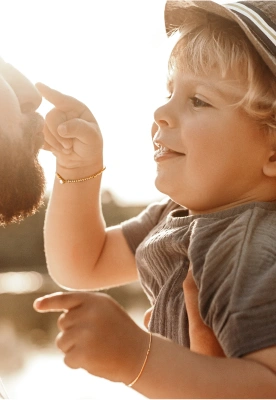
[0, 190, 146, 272]
[0, 202, 47, 273]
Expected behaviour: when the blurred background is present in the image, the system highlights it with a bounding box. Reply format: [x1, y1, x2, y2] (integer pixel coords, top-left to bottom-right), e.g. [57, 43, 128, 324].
[1, 0, 169, 206]
[0, 0, 230, 398]
[0, 196, 152, 399]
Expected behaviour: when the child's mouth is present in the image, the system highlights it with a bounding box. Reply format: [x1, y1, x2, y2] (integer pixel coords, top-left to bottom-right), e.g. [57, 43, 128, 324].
[154, 143, 184, 161]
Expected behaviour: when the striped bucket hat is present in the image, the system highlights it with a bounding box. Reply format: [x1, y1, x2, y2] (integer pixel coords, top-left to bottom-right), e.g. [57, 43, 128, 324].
[164, 1, 276, 76]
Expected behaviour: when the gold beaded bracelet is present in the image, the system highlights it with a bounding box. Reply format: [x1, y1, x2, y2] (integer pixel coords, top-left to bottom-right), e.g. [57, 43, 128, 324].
[56, 166, 106, 184]
[128, 332, 152, 388]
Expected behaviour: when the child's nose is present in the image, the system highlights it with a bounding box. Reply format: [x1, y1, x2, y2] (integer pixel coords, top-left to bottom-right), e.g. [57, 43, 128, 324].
[153, 101, 175, 129]
[0, 58, 42, 112]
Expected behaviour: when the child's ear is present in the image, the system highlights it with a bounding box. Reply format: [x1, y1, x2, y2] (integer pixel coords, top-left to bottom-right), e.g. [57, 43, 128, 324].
[263, 151, 276, 177]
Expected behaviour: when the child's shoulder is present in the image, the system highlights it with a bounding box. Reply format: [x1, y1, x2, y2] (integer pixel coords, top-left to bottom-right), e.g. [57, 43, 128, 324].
[216, 202, 276, 251]
[227, 202, 276, 241]
[194, 201, 276, 238]
[190, 202, 276, 273]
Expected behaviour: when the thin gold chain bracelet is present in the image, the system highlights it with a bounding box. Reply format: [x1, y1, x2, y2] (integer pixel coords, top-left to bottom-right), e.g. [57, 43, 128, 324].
[56, 166, 106, 184]
[128, 332, 152, 388]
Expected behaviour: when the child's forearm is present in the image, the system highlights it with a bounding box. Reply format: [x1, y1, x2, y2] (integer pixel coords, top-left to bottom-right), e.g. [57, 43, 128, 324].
[134, 334, 276, 399]
[44, 163, 107, 288]
[34, 292, 276, 398]
[38, 84, 138, 290]
[44, 163, 138, 290]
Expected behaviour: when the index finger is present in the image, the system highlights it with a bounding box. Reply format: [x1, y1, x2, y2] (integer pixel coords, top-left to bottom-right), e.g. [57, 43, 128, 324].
[33, 292, 84, 313]
[35, 82, 87, 114]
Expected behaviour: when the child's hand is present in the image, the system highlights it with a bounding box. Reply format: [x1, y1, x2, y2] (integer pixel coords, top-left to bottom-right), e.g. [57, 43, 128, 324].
[183, 268, 225, 357]
[33, 292, 149, 384]
[36, 83, 103, 171]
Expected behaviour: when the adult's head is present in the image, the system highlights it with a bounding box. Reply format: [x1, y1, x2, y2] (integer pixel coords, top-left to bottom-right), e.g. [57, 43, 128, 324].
[0, 58, 45, 226]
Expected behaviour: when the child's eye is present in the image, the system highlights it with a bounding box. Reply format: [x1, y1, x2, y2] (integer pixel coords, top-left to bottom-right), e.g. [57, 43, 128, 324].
[190, 97, 210, 108]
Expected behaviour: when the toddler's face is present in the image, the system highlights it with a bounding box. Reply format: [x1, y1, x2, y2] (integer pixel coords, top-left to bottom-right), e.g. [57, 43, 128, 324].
[152, 68, 273, 214]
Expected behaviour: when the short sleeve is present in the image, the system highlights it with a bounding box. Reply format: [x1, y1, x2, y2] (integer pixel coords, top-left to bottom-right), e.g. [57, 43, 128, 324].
[121, 197, 177, 254]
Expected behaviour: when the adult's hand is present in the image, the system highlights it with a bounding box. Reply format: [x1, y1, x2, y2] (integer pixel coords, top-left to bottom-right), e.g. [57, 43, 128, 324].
[183, 269, 225, 357]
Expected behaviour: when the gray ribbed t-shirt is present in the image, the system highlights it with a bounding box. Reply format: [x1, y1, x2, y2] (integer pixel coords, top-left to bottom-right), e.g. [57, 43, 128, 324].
[121, 198, 276, 357]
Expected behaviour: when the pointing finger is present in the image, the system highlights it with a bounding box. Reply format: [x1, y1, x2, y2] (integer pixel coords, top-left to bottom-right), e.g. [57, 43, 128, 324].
[35, 82, 85, 111]
[35, 83, 96, 124]
[33, 292, 85, 312]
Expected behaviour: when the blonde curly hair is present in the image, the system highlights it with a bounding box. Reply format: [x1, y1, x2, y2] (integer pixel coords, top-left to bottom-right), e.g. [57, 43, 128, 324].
[168, 7, 276, 134]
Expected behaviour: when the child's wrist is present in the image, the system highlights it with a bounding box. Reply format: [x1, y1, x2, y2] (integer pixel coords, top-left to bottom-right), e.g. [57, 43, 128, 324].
[55, 161, 104, 181]
[127, 332, 152, 387]
[55, 166, 106, 185]
[121, 330, 152, 387]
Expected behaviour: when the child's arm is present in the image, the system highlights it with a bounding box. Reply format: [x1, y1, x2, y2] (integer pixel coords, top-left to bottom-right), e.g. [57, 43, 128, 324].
[36, 83, 138, 290]
[34, 291, 276, 399]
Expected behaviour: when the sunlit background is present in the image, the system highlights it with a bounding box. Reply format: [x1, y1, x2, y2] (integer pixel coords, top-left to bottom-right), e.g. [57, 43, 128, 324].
[0, 0, 234, 399]
[1, 0, 169, 206]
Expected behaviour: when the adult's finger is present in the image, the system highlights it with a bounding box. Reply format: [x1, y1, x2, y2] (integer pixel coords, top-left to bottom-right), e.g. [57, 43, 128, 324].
[183, 269, 225, 357]
[183, 269, 199, 313]
[33, 292, 86, 312]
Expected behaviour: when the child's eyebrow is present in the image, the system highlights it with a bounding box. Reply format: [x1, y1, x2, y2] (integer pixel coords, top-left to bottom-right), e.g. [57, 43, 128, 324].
[198, 81, 247, 102]
[196, 83, 229, 99]
[189, 79, 236, 96]
[166, 76, 246, 101]
[188, 78, 246, 101]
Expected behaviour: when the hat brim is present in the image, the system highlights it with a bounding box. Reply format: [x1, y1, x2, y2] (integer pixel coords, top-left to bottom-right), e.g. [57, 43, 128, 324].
[165, 0, 276, 76]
